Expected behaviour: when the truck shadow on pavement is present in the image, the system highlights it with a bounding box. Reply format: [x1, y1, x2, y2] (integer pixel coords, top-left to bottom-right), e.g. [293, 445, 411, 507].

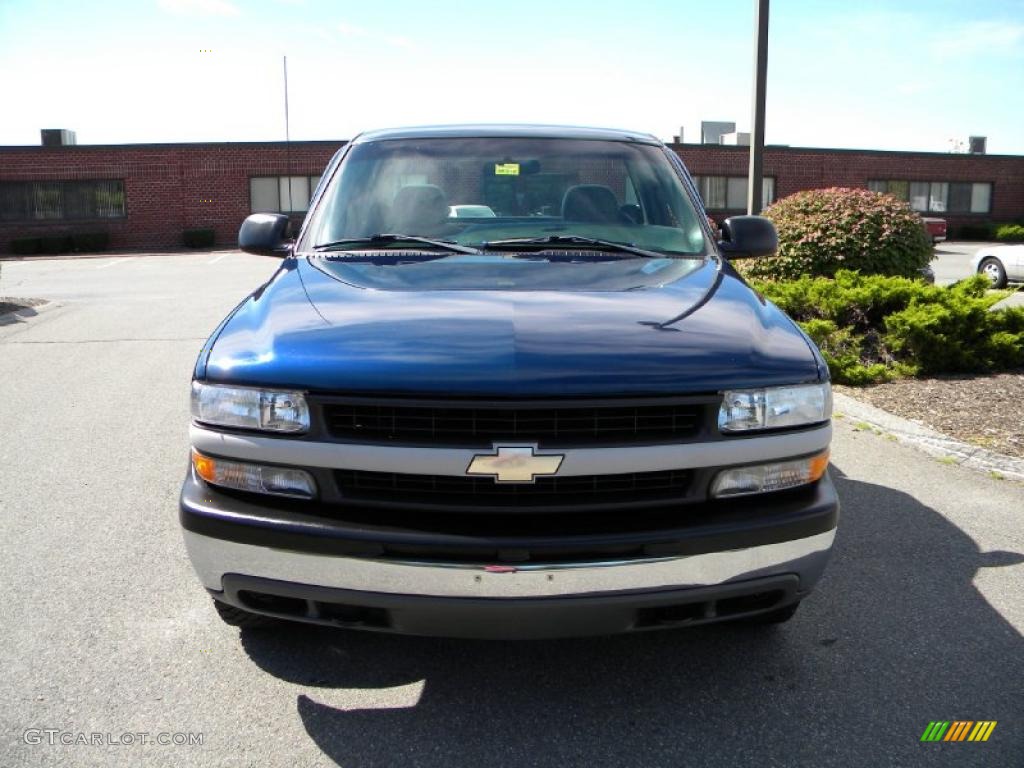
[240, 469, 1024, 767]
[0, 302, 40, 326]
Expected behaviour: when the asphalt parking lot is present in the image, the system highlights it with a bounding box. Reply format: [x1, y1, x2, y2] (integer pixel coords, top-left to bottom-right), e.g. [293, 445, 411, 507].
[932, 242, 1023, 306]
[1, 252, 1022, 768]
[930, 240, 984, 285]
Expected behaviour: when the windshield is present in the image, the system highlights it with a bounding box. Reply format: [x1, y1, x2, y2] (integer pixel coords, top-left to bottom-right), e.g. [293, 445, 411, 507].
[300, 137, 710, 257]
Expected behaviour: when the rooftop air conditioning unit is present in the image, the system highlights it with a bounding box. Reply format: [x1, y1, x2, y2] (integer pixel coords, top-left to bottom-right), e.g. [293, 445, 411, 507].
[701, 121, 736, 145]
[41, 129, 77, 147]
[720, 132, 751, 146]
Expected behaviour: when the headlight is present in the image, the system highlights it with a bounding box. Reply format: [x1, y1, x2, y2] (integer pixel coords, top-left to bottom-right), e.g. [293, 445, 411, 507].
[191, 382, 309, 433]
[718, 382, 831, 433]
[711, 451, 830, 497]
[192, 449, 317, 499]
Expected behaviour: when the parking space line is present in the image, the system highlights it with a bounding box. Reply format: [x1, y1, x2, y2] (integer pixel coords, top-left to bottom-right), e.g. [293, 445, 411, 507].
[207, 253, 229, 265]
[96, 257, 138, 269]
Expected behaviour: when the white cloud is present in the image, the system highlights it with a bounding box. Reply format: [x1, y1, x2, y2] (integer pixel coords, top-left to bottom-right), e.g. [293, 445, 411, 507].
[932, 21, 1024, 57]
[895, 82, 931, 96]
[157, 0, 240, 17]
[384, 35, 414, 50]
[337, 21, 368, 38]
[337, 21, 414, 49]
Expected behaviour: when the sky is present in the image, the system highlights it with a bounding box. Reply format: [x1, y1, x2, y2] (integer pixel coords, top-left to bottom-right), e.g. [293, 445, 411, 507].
[0, 0, 1022, 153]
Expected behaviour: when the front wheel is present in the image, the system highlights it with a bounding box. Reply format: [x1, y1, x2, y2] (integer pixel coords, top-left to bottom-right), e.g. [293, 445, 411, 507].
[979, 257, 1007, 288]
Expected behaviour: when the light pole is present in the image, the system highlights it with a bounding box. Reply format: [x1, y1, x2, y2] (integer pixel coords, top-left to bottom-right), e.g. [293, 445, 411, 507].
[283, 55, 293, 213]
[747, 0, 769, 215]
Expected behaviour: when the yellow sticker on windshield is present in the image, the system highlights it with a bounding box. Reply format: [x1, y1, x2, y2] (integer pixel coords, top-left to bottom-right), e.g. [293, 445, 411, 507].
[495, 163, 520, 176]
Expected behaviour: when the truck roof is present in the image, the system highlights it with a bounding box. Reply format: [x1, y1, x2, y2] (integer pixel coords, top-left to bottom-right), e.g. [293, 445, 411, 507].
[351, 124, 662, 145]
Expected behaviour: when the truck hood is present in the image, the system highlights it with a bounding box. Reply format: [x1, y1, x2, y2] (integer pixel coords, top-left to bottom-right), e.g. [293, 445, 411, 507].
[200, 257, 821, 396]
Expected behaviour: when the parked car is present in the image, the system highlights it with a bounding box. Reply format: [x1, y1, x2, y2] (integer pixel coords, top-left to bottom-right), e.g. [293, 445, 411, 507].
[449, 204, 496, 218]
[972, 244, 1024, 288]
[181, 125, 838, 639]
[923, 217, 947, 244]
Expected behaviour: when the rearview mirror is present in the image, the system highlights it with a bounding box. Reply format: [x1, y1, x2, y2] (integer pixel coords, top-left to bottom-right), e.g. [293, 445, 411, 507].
[239, 213, 292, 257]
[718, 215, 778, 259]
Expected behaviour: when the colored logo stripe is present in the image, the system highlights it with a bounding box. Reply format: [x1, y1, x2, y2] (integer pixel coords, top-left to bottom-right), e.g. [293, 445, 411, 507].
[921, 721, 996, 742]
[944, 721, 972, 741]
[969, 722, 997, 742]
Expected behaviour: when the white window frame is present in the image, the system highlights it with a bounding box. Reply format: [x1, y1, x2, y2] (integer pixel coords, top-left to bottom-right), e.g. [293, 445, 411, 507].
[249, 175, 322, 214]
[868, 179, 992, 214]
[694, 175, 775, 211]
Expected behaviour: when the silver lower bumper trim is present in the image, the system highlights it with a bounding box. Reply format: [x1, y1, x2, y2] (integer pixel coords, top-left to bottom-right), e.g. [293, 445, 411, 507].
[183, 529, 837, 599]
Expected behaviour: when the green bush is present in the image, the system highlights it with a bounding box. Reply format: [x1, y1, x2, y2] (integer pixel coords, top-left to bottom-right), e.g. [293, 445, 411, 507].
[995, 224, 1024, 242]
[747, 187, 933, 281]
[72, 231, 110, 252]
[183, 228, 216, 248]
[38, 235, 73, 254]
[10, 237, 42, 255]
[754, 270, 1024, 384]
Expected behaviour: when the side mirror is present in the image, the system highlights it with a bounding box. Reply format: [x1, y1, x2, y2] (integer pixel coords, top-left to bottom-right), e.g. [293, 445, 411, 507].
[718, 215, 778, 259]
[239, 213, 292, 257]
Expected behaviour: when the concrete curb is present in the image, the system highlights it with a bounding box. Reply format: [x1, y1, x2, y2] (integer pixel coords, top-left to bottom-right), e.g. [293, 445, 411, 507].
[833, 391, 1024, 482]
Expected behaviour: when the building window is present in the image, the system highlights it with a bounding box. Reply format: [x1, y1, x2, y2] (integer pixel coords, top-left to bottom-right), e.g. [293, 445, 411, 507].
[693, 175, 775, 210]
[250, 175, 321, 214]
[868, 180, 992, 214]
[0, 180, 125, 222]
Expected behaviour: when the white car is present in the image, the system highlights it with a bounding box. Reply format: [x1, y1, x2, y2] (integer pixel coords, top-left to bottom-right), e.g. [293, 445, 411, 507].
[448, 204, 496, 218]
[972, 245, 1024, 288]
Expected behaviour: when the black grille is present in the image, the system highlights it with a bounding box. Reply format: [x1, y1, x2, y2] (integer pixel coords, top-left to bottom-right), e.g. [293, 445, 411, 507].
[335, 468, 692, 510]
[322, 400, 706, 446]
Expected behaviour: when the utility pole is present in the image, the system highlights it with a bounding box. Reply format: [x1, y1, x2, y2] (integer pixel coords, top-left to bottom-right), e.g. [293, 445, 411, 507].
[283, 55, 293, 213]
[747, 0, 769, 214]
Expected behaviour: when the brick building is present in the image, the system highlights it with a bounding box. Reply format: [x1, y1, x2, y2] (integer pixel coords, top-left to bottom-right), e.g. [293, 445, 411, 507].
[0, 141, 339, 253]
[1, 138, 1021, 253]
[677, 143, 1023, 232]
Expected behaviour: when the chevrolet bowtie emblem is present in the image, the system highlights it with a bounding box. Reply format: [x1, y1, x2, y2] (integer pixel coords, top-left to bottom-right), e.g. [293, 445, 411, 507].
[466, 445, 565, 484]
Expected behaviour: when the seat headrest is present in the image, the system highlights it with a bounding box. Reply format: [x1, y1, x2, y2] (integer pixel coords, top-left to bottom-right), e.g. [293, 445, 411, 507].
[390, 185, 448, 233]
[561, 185, 620, 223]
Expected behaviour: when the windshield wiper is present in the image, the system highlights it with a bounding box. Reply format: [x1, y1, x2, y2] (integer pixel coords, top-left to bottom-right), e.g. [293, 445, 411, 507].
[480, 235, 667, 260]
[312, 234, 481, 255]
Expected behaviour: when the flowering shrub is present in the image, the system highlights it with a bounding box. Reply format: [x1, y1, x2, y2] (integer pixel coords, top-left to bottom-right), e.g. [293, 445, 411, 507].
[745, 187, 933, 281]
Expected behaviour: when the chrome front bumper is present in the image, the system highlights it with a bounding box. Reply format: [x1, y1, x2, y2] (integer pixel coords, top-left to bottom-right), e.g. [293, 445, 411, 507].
[184, 528, 836, 599]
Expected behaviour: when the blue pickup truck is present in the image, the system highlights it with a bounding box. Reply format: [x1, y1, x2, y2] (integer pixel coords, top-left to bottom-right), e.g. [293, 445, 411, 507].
[180, 125, 838, 639]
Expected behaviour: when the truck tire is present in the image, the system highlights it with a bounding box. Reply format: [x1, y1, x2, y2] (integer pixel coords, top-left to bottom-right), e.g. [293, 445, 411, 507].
[212, 598, 278, 628]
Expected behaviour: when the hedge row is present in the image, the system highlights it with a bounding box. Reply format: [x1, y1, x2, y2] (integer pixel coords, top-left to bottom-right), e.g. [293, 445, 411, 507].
[183, 228, 216, 248]
[9, 228, 219, 254]
[753, 270, 1024, 385]
[954, 222, 1024, 241]
[10, 232, 110, 255]
[995, 224, 1024, 242]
